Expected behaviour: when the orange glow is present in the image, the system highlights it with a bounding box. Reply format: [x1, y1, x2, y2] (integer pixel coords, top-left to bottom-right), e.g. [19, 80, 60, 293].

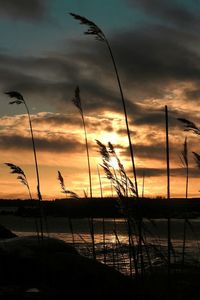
[0, 107, 200, 199]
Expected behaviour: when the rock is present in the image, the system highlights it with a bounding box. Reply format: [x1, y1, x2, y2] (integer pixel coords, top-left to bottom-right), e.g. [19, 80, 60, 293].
[0, 236, 77, 257]
[0, 224, 17, 239]
[0, 236, 134, 300]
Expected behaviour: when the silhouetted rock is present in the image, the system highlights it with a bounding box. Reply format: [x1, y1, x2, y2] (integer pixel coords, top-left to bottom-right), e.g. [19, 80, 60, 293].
[0, 224, 17, 239]
[0, 236, 133, 300]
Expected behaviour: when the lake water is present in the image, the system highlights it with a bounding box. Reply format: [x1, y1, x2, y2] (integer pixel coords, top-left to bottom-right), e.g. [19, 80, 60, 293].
[1, 215, 200, 275]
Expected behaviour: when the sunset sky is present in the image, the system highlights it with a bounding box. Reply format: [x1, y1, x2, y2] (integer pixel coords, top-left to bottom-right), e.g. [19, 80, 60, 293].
[0, 0, 200, 199]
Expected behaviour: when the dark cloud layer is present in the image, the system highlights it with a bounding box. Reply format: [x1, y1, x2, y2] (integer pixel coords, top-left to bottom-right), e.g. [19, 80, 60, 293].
[111, 26, 200, 85]
[32, 113, 82, 127]
[133, 110, 179, 127]
[0, 134, 85, 153]
[118, 139, 194, 163]
[31, 112, 115, 133]
[184, 87, 200, 101]
[1, 11, 200, 116]
[127, 0, 200, 29]
[0, 0, 45, 20]
[0, 52, 141, 116]
[134, 167, 200, 178]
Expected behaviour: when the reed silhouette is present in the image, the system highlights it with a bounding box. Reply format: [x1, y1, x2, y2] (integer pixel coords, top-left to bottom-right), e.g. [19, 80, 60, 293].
[69, 13, 138, 197]
[179, 138, 189, 266]
[57, 170, 76, 245]
[5, 163, 31, 198]
[96, 140, 139, 276]
[5, 163, 40, 239]
[68, 13, 150, 277]
[165, 105, 171, 298]
[178, 118, 200, 179]
[97, 165, 107, 264]
[72, 86, 96, 259]
[5, 91, 44, 238]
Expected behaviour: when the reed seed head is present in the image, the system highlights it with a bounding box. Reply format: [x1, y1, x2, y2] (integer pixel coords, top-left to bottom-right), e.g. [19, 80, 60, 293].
[57, 170, 79, 199]
[96, 140, 110, 162]
[69, 13, 105, 42]
[5, 91, 24, 105]
[193, 152, 200, 169]
[72, 86, 83, 115]
[5, 163, 29, 188]
[178, 118, 200, 136]
[5, 163, 26, 177]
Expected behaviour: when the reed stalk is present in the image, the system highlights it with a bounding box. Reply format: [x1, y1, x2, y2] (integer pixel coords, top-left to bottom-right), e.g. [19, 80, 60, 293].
[69, 14, 145, 272]
[113, 218, 119, 270]
[5, 163, 40, 239]
[127, 219, 133, 277]
[96, 140, 139, 276]
[142, 171, 145, 198]
[68, 218, 75, 246]
[72, 86, 96, 259]
[69, 13, 138, 197]
[113, 228, 127, 272]
[97, 165, 106, 264]
[77, 13, 145, 275]
[57, 171, 77, 245]
[165, 105, 171, 296]
[5, 91, 44, 239]
[180, 138, 189, 266]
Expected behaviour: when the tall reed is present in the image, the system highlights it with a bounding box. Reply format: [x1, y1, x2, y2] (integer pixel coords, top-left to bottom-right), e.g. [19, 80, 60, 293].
[178, 118, 200, 174]
[57, 170, 77, 245]
[97, 165, 107, 264]
[178, 118, 200, 266]
[142, 171, 145, 198]
[178, 118, 200, 170]
[69, 13, 146, 276]
[5, 91, 44, 238]
[69, 13, 138, 197]
[72, 87, 92, 199]
[180, 138, 189, 265]
[72, 86, 96, 259]
[5, 163, 32, 199]
[165, 105, 171, 296]
[5, 163, 40, 239]
[96, 140, 139, 276]
[178, 118, 200, 136]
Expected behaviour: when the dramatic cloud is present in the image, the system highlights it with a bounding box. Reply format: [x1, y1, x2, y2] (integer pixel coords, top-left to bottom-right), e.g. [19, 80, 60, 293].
[0, 133, 84, 153]
[127, 0, 200, 29]
[111, 29, 200, 90]
[0, 51, 141, 116]
[0, 0, 46, 20]
[184, 86, 200, 101]
[0, 112, 120, 155]
[0, 112, 117, 136]
[133, 167, 200, 178]
[1, 14, 200, 117]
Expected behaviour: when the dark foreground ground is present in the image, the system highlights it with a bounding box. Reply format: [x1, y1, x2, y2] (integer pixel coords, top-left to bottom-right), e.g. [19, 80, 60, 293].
[0, 225, 200, 300]
[0, 197, 200, 218]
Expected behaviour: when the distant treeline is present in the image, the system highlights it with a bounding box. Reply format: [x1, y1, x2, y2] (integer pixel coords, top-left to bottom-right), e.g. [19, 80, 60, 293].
[0, 197, 200, 218]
